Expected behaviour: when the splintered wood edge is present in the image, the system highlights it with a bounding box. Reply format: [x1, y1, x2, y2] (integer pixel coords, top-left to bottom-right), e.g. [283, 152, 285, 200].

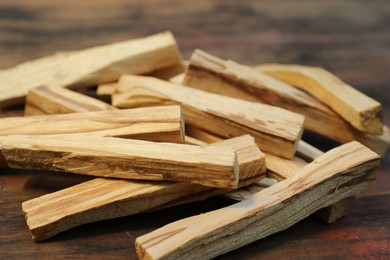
[135, 141, 380, 259]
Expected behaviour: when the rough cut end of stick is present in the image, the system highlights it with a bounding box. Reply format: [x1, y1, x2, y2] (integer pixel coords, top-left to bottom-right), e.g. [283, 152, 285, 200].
[21, 135, 264, 242]
[257, 64, 383, 134]
[2, 135, 240, 189]
[114, 75, 305, 159]
[135, 141, 380, 260]
[25, 85, 116, 116]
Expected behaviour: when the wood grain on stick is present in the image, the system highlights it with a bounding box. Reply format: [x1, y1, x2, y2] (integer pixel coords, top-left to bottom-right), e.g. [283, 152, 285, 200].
[257, 64, 383, 134]
[113, 75, 305, 159]
[135, 141, 380, 260]
[22, 135, 265, 241]
[3, 135, 240, 189]
[183, 50, 389, 155]
[0, 31, 181, 108]
[25, 85, 116, 116]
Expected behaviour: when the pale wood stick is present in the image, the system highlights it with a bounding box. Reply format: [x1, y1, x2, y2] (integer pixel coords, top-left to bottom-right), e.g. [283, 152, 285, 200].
[185, 136, 207, 146]
[113, 75, 305, 159]
[0, 106, 184, 143]
[0, 31, 181, 108]
[169, 73, 185, 84]
[25, 85, 116, 116]
[147, 62, 185, 80]
[96, 82, 118, 102]
[3, 135, 240, 189]
[185, 125, 224, 144]
[183, 50, 389, 155]
[135, 141, 380, 260]
[227, 141, 354, 224]
[0, 106, 184, 168]
[22, 135, 265, 242]
[257, 64, 383, 134]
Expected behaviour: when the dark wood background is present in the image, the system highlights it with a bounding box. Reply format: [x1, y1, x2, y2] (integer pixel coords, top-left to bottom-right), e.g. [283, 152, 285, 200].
[0, 0, 389, 259]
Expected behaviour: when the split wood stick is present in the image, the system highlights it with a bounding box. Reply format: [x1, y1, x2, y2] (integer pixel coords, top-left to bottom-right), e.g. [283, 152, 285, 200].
[3, 135, 239, 189]
[169, 73, 185, 85]
[257, 64, 383, 134]
[148, 62, 185, 80]
[113, 75, 305, 159]
[315, 196, 356, 223]
[25, 85, 116, 116]
[0, 31, 181, 108]
[22, 135, 265, 241]
[183, 50, 389, 155]
[135, 141, 380, 260]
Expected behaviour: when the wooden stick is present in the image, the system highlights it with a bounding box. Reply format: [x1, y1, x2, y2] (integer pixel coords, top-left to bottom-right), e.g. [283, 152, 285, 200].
[257, 64, 383, 134]
[113, 75, 305, 159]
[0, 31, 181, 108]
[96, 82, 117, 102]
[183, 50, 389, 155]
[22, 135, 265, 241]
[25, 85, 116, 116]
[135, 141, 380, 260]
[3, 135, 241, 189]
[0, 106, 184, 143]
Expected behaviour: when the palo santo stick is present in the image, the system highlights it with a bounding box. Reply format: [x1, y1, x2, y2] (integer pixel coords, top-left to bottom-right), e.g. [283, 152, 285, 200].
[257, 64, 383, 134]
[183, 50, 389, 155]
[97, 82, 118, 102]
[25, 85, 116, 116]
[22, 135, 265, 241]
[3, 135, 239, 189]
[0, 106, 184, 143]
[113, 75, 305, 159]
[135, 141, 380, 260]
[0, 31, 181, 108]
[227, 141, 353, 224]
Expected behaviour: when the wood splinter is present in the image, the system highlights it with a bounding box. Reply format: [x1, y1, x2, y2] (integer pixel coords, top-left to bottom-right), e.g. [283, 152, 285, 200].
[3, 135, 240, 189]
[22, 135, 265, 242]
[135, 141, 380, 260]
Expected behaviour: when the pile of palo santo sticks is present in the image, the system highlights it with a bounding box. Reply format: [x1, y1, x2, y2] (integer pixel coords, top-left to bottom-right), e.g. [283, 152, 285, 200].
[0, 31, 388, 259]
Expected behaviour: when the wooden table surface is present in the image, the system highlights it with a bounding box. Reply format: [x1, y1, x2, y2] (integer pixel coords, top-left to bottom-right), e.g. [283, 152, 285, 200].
[1, 1, 389, 259]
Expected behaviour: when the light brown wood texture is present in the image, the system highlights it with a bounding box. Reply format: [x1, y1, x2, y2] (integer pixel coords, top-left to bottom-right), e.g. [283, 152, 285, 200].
[21, 135, 265, 242]
[0, 31, 181, 108]
[183, 50, 390, 155]
[3, 135, 241, 189]
[25, 85, 116, 116]
[0, 106, 184, 143]
[96, 82, 117, 102]
[135, 141, 380, 260]
[0, 106, 184, 168]
[113, 75, 305, 159]
[257, 64, 383, 134]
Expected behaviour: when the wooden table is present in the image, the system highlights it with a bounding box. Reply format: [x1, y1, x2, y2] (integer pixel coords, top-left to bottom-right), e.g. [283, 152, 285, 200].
[1, 1, 389, 259]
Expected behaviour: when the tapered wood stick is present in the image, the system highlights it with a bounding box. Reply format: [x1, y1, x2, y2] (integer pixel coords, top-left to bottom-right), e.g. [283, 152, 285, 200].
[257, 64, 383, 134]
[0, 31, 181, 108]
[22, 135, 265, 242]
[97, 83, 117, 102]
[135, 141, 380, 260]
[25, 85, 116, 116]
[113, 75, 305, 159]
[183, 50, 389, 155]
[3, 135, 240, 189]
